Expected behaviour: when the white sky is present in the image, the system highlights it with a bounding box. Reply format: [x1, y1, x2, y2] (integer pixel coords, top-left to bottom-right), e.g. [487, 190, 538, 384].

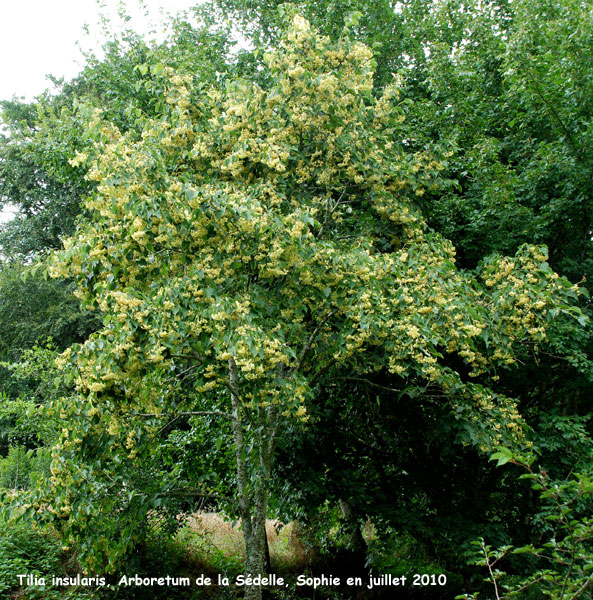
[0, 0, 203, 103]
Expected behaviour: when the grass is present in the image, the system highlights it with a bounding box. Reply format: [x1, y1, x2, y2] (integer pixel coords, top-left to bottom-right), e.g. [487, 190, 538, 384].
[183, 513, 313, 573]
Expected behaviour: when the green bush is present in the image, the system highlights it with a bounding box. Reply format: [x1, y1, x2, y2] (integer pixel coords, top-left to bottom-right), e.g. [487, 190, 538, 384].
[0, 508, 99, 599]
[0, 395, 42, 455]
[0, 514, 61, 595]
[459, 453, 593, 600]
[0, 446, 51, 490]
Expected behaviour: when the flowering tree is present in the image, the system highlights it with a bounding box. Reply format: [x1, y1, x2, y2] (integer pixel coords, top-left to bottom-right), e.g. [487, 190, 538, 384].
[47, 15, 582, 599]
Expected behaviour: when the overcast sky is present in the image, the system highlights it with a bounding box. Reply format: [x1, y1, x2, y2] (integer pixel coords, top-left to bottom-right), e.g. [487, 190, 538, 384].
[0, 0, 202, 103]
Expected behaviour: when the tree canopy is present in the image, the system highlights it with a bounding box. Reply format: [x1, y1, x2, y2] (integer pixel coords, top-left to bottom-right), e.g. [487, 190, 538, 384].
[39, 13, 586, 598]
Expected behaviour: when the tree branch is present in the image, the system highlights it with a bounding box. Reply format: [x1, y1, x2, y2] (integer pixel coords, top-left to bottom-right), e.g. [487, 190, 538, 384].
[294, 309, 337, 372]
[332, 376, 402, 394]
[135, 410, 233, 420]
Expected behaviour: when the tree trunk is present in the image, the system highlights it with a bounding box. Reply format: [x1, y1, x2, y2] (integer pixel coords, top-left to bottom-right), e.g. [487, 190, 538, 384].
[228, 358, 278, 600]
[264, 524, 272, 573]
[339, 498, 366, 554]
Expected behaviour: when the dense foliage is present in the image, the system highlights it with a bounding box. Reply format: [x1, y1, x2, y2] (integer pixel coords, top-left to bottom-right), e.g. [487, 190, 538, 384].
[1, 2, 592, 600]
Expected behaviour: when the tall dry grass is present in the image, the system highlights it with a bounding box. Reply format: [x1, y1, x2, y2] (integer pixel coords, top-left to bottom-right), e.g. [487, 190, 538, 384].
[185, 513, 313, 571]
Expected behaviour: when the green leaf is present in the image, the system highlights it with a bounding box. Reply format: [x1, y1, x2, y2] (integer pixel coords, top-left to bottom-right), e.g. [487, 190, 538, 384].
[489, 447, 513, 466]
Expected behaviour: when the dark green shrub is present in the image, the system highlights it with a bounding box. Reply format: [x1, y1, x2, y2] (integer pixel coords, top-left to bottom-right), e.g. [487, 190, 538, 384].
[0, 514, 61, 595]
[0, 446, 51, 490]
